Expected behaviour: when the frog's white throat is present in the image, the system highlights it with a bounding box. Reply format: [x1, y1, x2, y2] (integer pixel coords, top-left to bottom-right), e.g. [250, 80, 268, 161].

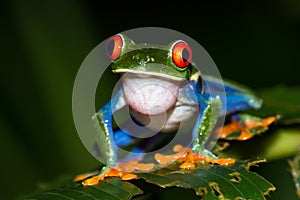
[121, 73, 180, 115]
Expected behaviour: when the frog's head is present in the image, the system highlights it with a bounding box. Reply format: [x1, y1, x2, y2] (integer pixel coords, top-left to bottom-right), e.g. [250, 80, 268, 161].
[105, 34, 199, 115]
[106, 34, 198, 80]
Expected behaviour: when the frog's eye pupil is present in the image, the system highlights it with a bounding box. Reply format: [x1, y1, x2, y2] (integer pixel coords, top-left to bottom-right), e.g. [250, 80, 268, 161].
[172, 41, 192, 69]
[106, 40, 115, 56]
[182, 48, 189, 63]
[105, 34, 123, 60]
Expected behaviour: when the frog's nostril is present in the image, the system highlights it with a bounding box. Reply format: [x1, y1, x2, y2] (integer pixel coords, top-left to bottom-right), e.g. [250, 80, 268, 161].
[131, 54, 140, 61]
[131, 54, 151, 64]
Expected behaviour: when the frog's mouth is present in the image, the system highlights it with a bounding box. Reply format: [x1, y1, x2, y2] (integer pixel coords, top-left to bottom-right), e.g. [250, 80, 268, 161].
[112, 69, 184, 81]
[120, 72, 182, 116]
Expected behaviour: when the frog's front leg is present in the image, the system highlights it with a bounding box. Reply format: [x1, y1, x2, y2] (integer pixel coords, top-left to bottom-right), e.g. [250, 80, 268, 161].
[179, 96, 235, 169]
[94, 89, 126, 168]
[75, 89, 138, 185]
[191, 96, 221, 155]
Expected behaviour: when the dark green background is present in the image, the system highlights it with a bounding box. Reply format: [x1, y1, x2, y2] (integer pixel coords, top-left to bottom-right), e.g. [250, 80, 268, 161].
[1, 0, 300, 199]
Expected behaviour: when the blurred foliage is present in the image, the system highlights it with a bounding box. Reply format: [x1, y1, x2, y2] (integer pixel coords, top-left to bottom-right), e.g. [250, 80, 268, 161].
[1, 0, 300, 199]
[289, 150, 300, 198]
[250, 86, 300, 124]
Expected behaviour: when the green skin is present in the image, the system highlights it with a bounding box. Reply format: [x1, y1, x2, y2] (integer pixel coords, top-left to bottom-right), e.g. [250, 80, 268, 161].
[111, 47, 197, 80]
[93, 35, 261, 174]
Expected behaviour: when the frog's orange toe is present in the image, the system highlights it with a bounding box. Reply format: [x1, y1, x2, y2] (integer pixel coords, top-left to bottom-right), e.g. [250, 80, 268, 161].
[105, 168, 122, 177]
[154, 146, 188, 165]
[121, 173, 138, 180]
[261, 116, 276, 127]
[173, 144, 184, 152]
[74, 174, 90, 182]
[82, 176, 104, 186]
[73, 171, 99, 182]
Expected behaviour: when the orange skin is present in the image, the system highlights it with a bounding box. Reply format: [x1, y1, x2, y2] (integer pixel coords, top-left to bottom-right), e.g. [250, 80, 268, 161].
[74, 167, 138, 186]
[219, 116, 276, 141]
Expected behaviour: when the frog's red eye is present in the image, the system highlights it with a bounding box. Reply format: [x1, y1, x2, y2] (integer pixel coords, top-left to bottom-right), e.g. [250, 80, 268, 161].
[105, 34, 124, 60]
[172, 41, 192, 68]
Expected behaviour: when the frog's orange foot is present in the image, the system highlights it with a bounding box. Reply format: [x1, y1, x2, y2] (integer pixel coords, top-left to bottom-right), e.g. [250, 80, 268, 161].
[218, 116, 276, 141]
[81, 168, 138, 186]
[76, 159, 157, 186]
[178, 150, 235, 170]
[154, 145, 235, 170]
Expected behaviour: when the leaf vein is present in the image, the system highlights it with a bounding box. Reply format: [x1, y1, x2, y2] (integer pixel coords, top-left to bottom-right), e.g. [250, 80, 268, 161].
[63, 188, 98, 200]
[44, 191, 74, 200]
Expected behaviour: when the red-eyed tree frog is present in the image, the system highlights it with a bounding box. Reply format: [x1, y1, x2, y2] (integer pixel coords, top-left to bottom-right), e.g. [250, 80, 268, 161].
[75, 34, 275, 185]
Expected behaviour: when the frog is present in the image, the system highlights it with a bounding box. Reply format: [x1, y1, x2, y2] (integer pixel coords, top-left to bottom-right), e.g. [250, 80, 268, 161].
[75, 34, 275, 185]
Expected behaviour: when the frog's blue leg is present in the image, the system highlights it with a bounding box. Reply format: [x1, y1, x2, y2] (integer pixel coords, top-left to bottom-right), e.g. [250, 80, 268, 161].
[92, 88, 128, 169]
[203, 76, 262, 115]
[114, 129, 135, 147]
[113, 116, 149, 148]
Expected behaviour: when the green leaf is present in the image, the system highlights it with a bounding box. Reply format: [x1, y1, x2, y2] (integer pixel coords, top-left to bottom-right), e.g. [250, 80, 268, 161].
[218, 128, 300, 161]
[289, 149, 300, 198]
[254, 86, 300, 124]
[22, 159, 274, 200]
[23, 177, 143, 200]
[137, 159, 275, 199]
